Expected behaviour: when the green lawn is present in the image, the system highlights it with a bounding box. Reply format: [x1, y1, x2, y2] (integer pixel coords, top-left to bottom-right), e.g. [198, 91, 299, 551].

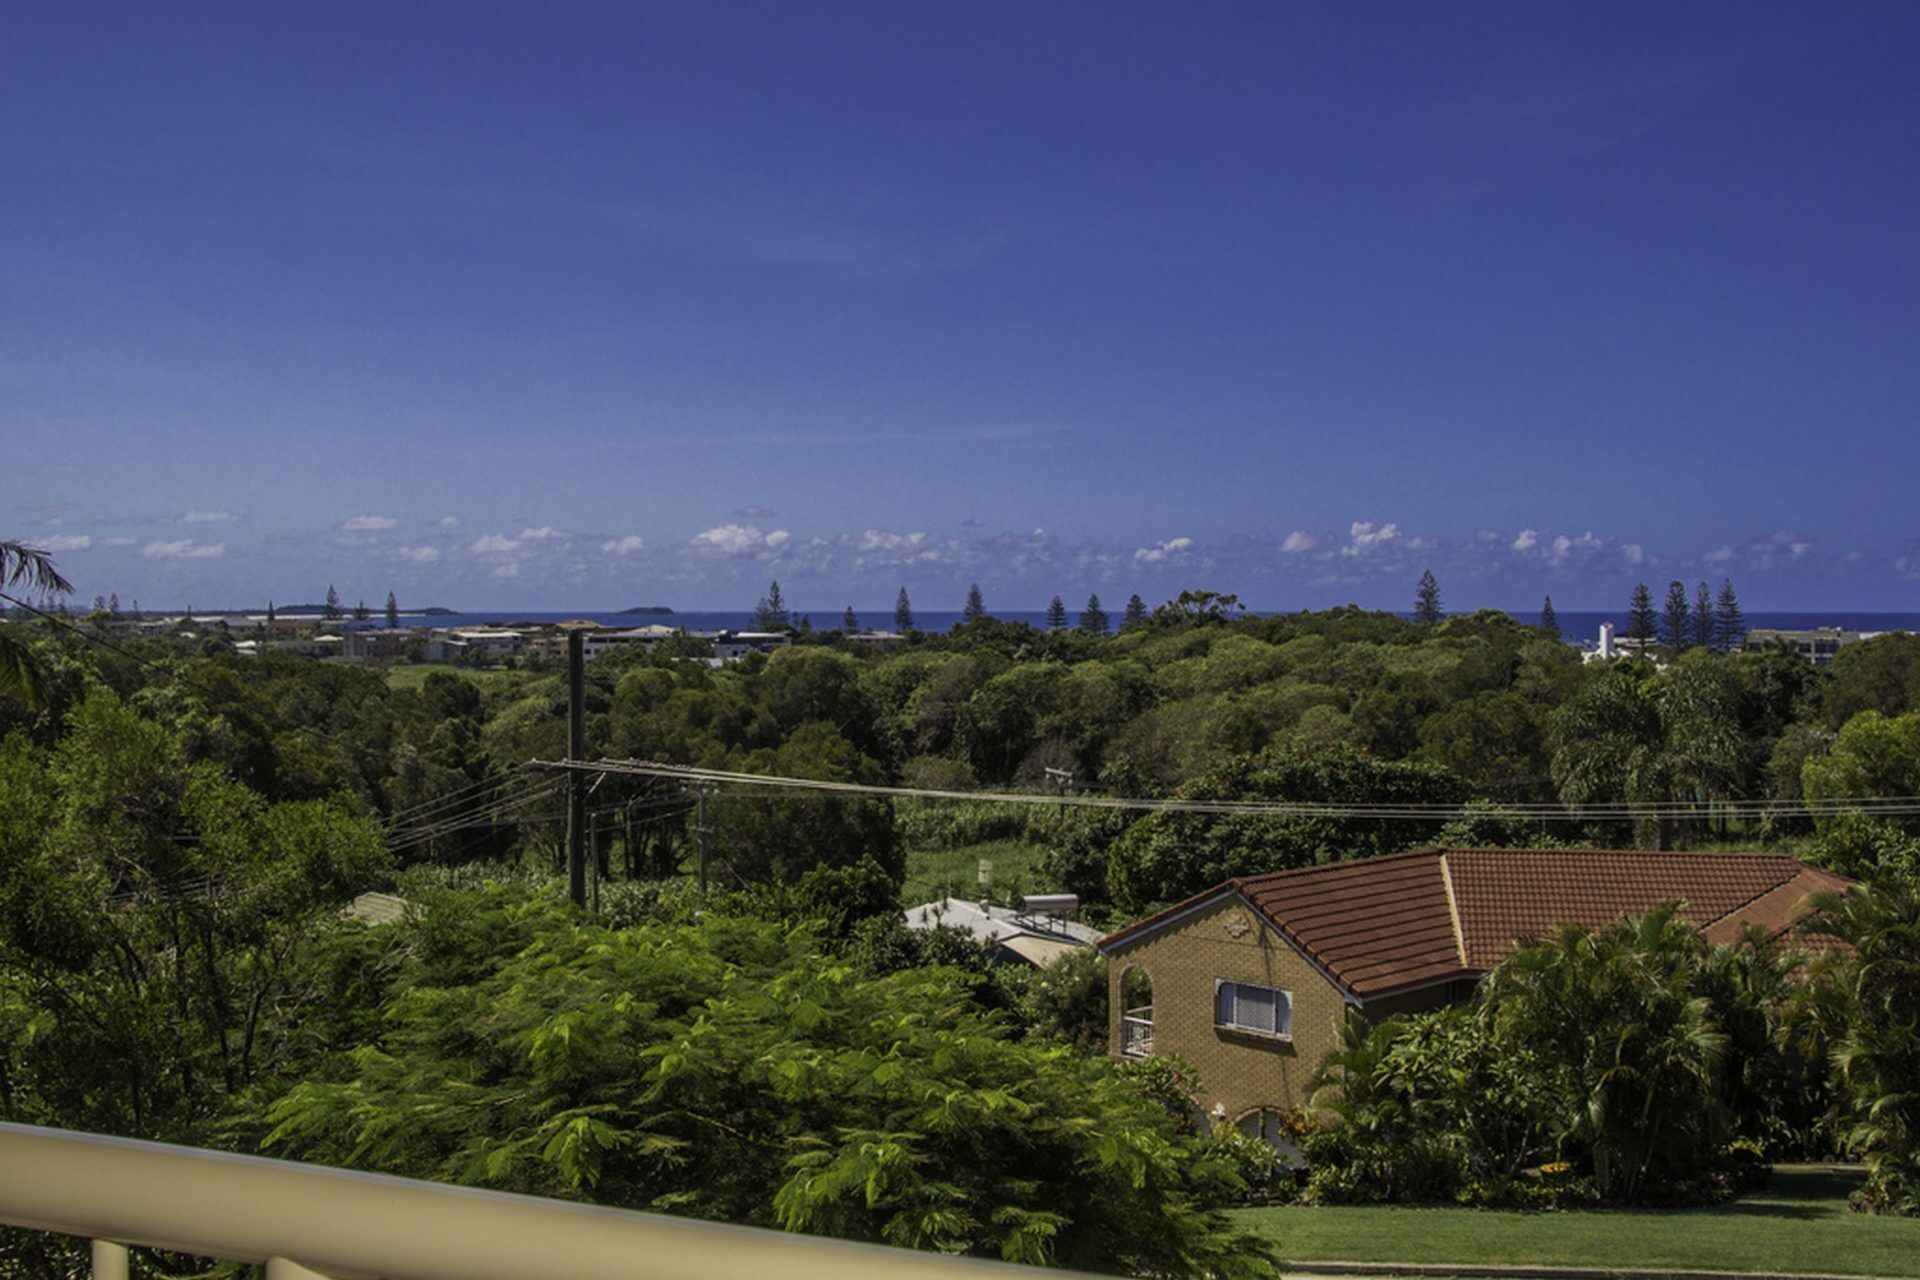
[901, 839, 1053, 907]
[1229, 1166, 1920, 1277]
[381, 663, 524, 693]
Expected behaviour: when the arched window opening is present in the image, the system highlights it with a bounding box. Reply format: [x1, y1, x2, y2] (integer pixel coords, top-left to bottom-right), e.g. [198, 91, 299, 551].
[1120, 967, 1154, 1057]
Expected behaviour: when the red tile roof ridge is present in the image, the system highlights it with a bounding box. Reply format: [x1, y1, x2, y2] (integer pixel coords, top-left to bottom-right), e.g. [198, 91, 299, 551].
[1098, 847, 1849, 999]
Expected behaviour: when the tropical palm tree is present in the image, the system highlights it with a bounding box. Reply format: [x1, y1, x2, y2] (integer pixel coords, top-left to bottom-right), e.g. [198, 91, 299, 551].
[0, 540, 75, 704]
[1482, 907, 1727, 1202]
[1799, 883, 1920, 1213]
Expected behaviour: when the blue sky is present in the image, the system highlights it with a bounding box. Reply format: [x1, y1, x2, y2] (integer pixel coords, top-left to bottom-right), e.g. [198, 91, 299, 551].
[5, 2, 1917, 612]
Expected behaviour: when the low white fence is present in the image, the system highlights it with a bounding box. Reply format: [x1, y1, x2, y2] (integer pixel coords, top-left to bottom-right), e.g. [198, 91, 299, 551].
[0, 1122, 1063, 1279]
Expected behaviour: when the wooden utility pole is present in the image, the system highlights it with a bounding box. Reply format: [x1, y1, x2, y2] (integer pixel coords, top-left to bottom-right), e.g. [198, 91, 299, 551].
[566, 629, 587, 907]
[695, 787, 709, 895]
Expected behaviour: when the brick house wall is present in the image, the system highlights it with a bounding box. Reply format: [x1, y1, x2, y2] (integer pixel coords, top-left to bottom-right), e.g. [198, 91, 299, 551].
[1105, 890, 1454, 1129]
[1105, 893, 1345, 1126]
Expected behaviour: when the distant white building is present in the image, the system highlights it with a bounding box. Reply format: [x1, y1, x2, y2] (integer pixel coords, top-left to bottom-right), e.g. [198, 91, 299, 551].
[904, 895, 1101, 967]
[1745, 627, 1889, 667]
[425, 628, 525, 661]
[582, 625, 681, 660]
[697, 630, 791, 661]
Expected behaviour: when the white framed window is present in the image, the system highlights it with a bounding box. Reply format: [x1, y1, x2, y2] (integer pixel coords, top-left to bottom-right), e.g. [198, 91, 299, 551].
[1215, 979, 1292, 1039]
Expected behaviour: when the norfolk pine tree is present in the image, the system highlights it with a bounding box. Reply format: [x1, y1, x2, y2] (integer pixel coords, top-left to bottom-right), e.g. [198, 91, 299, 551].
[1628, 582, 1658, 643]
[893, 587, 914, 633]
[1413, 570, 1443, 624]
[962, 582, 986, 623]
[1662, 580, 1692, 649]
[842, 606, 858, 634]
[1714, 578, 1745, 653]
[1122, 593, 1148, 629]
[323, 584, 341, 619]
[353, 599, 370, 621]
[1692, 581, 1715, 649]
[1540, 595, 1559, 640]
[385, 591, 399, 629]
[1080, 593, 1110, 635]
[753, 580, 790, 630]
[1046, 595, 1067, 629]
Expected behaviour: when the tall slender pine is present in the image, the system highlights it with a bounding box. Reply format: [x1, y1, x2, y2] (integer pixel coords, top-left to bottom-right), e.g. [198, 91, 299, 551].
[1540, 595, 1559, 640]
[894, 587, 914, 633]
[1413, 570, 1443, 624]
[753, 580, 789, 630]
[962, 583, 986, 623]
[1080, 593, 1110, 635]
[1046, 595, 1067, 629]
[1661, 580, 1692, 649]
[1122, 593, 1147, 630]
[1627, 583, 1657, 643]
[1692, 581, 1715, 650]
[1714, 579, 1745, 654]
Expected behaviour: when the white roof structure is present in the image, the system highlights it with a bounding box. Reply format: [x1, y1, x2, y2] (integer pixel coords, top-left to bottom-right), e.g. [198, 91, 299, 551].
[342, 892, 409, 925]
[903, 897, 1100, 967]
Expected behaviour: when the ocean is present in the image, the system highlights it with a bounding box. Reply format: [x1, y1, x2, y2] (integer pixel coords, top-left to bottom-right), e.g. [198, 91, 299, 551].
[382, 609, 1920, 649]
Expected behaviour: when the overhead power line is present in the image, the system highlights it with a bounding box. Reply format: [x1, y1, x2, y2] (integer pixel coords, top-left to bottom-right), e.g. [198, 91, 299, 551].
[527, 757, 1920, 823]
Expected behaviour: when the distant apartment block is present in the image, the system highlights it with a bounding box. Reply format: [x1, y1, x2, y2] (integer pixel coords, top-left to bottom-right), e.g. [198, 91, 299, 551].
[1744, 626, 1884, 667]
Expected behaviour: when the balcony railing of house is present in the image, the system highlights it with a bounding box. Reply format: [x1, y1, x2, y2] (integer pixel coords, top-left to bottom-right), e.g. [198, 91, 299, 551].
[0, 1122, 1075, 1280]
[1120, 1009, 1154, 1057]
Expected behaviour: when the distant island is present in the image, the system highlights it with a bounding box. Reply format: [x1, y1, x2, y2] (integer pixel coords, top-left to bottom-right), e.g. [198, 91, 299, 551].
[269, 604, 454, 615]
[618, 605, 675, 615]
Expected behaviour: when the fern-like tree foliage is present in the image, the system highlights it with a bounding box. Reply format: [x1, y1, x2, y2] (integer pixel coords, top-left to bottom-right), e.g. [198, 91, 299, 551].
[249, 884, 1277, 1275]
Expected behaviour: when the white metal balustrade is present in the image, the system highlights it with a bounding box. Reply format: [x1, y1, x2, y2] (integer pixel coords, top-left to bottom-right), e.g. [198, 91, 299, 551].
[0, 1122, 1075, 1279]
[1120, 1009, 1154, 1057]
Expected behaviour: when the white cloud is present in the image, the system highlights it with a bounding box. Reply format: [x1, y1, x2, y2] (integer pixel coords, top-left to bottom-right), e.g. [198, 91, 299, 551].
[342, 514, 398, 531]
[1342, 521, 1400, 556]
[142, 539, 224, 559]
[395, 545, 441, 565]
[1511, 529, 1539, 552]
[856, 530, 927, 553]
[470, 534, 522, 554]
[491, 562, 521, 579]
[1623, 543, 1647, 565]
[38, 534, 92, 551]
[100, 536, 138, 548]
[519, 526, 566, 540]
[1133, 536, 1194, 564]
[1279, 531, 1317, 554]
[690, 523, 792, 556]
[180, 510, 234, 524]
[435, 515, 461, 527]
[601, 535, 646, 555]
[1543, 531, 1602, 566]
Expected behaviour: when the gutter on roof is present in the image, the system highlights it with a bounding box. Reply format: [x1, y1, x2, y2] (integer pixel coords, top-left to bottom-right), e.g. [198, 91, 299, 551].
[1096, 886, 1240, 954]
[1097, 882, 1372, 1008]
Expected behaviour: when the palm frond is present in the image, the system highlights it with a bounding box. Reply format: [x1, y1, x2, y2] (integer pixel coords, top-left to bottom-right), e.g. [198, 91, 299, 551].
[0, 540, 75, 596]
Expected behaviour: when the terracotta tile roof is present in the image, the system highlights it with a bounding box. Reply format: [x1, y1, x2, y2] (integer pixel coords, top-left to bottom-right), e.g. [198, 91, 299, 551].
[1098, 847, 1853, 1001]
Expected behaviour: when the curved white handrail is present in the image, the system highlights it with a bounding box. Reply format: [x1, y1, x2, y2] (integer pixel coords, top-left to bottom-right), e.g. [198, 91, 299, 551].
[0, 1123, 1054, 1279]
